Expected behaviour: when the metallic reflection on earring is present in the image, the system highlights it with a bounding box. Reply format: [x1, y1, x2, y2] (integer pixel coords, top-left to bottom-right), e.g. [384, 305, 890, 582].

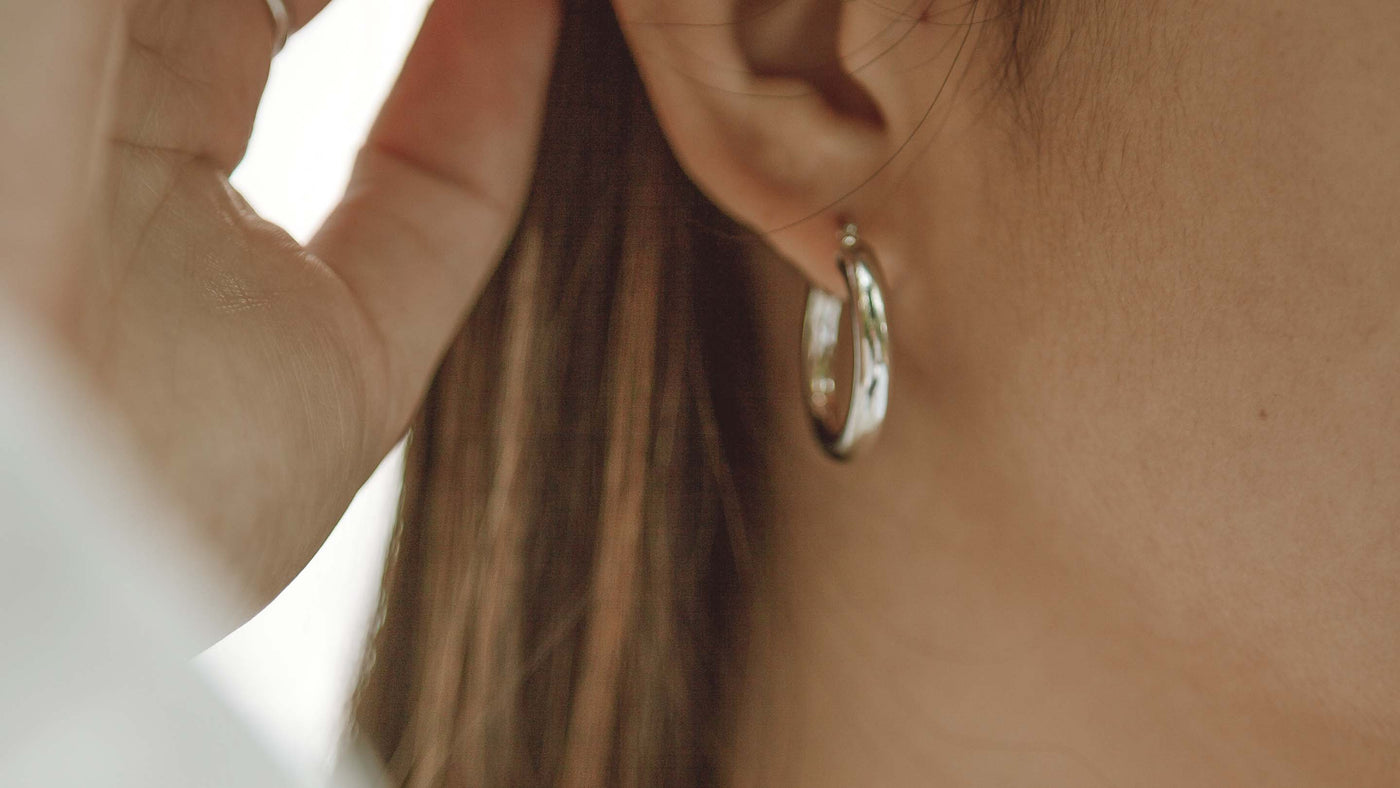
[801, 223, 891, 460]
[263, 0, 291, 54]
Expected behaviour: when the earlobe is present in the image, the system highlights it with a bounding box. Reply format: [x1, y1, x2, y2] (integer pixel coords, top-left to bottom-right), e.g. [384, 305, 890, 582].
[613, 0, 907, 294]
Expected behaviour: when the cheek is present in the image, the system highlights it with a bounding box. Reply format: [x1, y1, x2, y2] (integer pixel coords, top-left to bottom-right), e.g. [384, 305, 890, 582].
[961, 0, 1400, 734]
[994, 280, 1400, 723]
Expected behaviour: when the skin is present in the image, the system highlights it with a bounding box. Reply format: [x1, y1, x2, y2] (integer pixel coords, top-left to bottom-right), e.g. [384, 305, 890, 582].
[0, 0, 559, 621]
[4, 0, 1396, 785]
[612, 0, 1400, 784]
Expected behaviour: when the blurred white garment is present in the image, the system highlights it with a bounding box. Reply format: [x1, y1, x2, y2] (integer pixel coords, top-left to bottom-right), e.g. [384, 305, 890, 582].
[0, 301, 380, 788]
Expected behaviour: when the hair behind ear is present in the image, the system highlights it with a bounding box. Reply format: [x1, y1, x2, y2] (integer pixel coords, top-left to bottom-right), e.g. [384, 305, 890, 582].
[348, 2, 771, 786]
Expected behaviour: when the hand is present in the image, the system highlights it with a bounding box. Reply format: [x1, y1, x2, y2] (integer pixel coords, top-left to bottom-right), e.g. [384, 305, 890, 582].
[0, 0, 559, 617]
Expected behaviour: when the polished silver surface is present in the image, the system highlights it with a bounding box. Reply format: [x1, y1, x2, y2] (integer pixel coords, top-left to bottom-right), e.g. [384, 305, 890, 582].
[263, 0, 291, 53]
[801, 224, 891, 460]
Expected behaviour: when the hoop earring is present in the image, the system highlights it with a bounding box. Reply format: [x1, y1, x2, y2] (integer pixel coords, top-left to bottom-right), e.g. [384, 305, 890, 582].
[802, 223, 892, 460]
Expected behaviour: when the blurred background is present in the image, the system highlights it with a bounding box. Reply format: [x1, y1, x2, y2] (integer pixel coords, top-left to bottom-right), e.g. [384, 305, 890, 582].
[196, 1, 432, 784]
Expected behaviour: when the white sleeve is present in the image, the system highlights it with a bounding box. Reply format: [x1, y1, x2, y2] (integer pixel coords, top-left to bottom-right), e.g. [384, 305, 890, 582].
[0, 304, 377, 788]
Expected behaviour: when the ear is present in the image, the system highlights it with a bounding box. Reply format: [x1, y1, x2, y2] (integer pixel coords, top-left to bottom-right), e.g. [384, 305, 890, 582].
[612, 0, 969, 295]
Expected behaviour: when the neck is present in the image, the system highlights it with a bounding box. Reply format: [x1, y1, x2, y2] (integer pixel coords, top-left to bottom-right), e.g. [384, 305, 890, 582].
[722, 245, 1391, 788]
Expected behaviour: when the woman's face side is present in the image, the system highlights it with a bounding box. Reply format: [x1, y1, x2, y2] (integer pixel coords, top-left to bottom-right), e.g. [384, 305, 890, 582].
[617, 0, 1400, 754]
[947, 0, 1400, 735]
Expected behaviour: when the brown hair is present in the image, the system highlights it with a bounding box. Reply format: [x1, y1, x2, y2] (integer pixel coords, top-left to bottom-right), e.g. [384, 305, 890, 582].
[350, 1, 1036, 785]
[350, 3, 767, 786]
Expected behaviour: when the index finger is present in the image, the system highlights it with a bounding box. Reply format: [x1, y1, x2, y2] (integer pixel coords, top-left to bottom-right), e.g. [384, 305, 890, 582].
[308, 0, 560, 433]
[0, 0, 121, 321]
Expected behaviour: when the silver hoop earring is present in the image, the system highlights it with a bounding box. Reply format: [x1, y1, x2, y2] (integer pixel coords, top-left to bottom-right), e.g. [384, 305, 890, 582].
[802, 223, 892, 460]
